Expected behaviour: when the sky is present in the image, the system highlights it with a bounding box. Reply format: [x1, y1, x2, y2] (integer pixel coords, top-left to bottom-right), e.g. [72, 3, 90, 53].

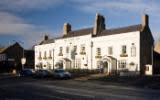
[0, 0, 160, 49]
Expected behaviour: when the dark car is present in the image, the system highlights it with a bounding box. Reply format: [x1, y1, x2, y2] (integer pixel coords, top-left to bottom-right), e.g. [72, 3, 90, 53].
[34, 70, 51, 78]
[19, 69, 33, 77]
[53, 69, 72, 79]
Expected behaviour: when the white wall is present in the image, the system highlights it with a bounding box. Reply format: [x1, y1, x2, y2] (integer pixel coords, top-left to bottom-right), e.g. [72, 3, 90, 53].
[92, 31, 140, 72]
[35, 31, 140, 73]
[35, 43, 54, 70]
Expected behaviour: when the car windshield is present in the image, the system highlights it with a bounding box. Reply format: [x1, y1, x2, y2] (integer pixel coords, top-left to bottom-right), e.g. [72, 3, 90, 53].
[55, 70, 65, 73]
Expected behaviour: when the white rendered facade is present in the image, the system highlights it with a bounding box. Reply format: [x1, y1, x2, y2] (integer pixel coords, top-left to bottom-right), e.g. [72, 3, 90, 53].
[35, 14, 153, 75]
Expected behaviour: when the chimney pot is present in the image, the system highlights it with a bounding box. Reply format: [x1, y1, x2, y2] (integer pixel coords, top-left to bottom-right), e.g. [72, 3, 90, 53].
[93, 13, 106, 36]
[63, 22, 71, 36]
[44, 35, 49, 41]
[141, 14, 149, 27]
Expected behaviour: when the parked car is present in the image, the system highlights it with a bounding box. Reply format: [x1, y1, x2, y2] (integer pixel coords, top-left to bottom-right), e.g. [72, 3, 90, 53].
[34, 70, 51, 78]
[53, 69, 72, 79]
[19, 69, 34, 77]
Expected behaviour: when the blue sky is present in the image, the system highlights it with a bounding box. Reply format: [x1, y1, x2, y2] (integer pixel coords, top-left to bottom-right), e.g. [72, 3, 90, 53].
[0, 0, 160, 49]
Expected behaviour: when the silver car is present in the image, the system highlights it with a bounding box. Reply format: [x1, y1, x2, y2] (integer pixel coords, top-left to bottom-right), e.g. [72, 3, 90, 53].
[53, 69, 71, 79]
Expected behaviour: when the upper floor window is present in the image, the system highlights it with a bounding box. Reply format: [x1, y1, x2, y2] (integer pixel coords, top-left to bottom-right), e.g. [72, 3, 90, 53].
[48, 50, 52, 59]
[97, 48, 101, 56]
[43, 51, 47, 59]
[122, 45, 127, 54]
[131, 43, 136, 57]
[95, 48, 102, 58]
[66, 46, 69, 53]
[108, 47, 113, 55]
[38, 52, 42, 60]
[59, 47, 63, 56]
[0, 54, 6, 61]
[74, 45, 77, 54]
[120, 45, 128, 57]
[80, 45, 86, 55]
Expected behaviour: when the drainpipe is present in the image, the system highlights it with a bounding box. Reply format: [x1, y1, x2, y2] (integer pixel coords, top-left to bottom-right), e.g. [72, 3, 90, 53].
[91, 41, 93, 70]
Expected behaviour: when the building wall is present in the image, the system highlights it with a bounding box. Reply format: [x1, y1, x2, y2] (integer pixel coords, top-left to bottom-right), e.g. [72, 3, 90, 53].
[92, 31, 140, 73]
[35, 43, 55, 70]
[54, 35, 91, 69]
[35, 31, 141, 74]
[140, 27, 154, 75]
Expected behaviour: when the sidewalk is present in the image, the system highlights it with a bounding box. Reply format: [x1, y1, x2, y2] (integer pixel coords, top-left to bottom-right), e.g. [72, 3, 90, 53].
[74, 73, 160, 90]
[74, 73, 107, 81]
[0, 73, 17, 79]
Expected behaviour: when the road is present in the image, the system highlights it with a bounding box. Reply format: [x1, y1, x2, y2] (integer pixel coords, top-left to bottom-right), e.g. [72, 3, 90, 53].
[0, 77, 160, 100]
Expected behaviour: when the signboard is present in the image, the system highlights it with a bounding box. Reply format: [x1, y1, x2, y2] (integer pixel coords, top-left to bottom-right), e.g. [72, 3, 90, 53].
[21, 57, 26, 65]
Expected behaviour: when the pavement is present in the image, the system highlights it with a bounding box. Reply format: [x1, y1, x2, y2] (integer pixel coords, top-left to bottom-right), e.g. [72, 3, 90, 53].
[0, 77, 160, 100]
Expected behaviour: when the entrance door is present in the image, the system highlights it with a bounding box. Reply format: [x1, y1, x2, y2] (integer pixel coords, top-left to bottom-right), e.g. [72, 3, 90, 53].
[103, 61, 108, 73]
[65, 60, 71, 70]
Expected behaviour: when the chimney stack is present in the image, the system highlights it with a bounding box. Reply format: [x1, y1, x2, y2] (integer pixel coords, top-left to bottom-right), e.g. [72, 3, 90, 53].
[63, 22, 71, 36]
[44, 35, 49, 41]
[141, 14, 149, 27]
[93, 13, 106, 36]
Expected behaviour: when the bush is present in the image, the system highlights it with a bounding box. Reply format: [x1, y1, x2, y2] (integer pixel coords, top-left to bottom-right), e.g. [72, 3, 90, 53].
[66, 69, 99, 78]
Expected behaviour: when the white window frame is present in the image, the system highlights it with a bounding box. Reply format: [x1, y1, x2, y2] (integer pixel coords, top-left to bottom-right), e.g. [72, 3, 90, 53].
[131, 43, 136, 57]
[108, 46, 113, 55]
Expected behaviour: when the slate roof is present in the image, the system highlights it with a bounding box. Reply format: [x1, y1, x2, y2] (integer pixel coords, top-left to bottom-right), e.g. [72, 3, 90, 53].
[96, 24, 142, 37]
[0, 42, 22, 54]
[62, 24, 142, 38]
[39, 24, 144, 44]
[63, 28, 93, 38]
[39, 39, 55, 45]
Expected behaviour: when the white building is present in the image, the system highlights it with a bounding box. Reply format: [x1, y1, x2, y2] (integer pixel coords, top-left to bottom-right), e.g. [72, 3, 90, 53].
[35, 14, 154, 75]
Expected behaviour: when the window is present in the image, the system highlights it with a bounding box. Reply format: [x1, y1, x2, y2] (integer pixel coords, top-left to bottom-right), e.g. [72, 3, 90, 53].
[80, 45, 86, 55]
[74, 45, 77, 54]
[0, 54, 6, 61]
[66, 46, 69, 53]
[96, 48, 102, 58]
[75, 58, 81, 69]
[97, 48, 101, 56]
[122, 45, 127, 54]
[97, 61, 103, 68]
[119, 60, 127, 69]
[120, 45, 128, 57]
[43, 51, 47, 59]
[108, 47, 113, 55]
[38, 52, 42, 60]
[48, 50, 52, 59]
[131, 43, 136, 57]
[59, 47, 63, 56]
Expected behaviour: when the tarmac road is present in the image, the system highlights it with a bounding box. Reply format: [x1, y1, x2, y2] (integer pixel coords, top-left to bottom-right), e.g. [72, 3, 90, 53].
[0, 77, 160, 100]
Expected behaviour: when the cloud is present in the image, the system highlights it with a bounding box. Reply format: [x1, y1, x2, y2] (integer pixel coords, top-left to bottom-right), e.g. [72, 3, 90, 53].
[0, 12, 36, 34]
[70, 0, 160, 41]
[70, 0, 160, 16]
[0, 0, 64, 12]
[0, 11, 54, 48]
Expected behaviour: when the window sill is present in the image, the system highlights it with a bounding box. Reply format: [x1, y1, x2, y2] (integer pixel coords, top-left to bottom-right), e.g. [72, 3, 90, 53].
[95, 55, 102, 59]
[120, 54, 128, 57]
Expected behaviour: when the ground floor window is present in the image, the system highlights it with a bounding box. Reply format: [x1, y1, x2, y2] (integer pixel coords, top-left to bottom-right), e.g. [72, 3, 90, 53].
[118, 60, 127, 69]
[75, 58, 81, 69]
[97, 60, 103, 69]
